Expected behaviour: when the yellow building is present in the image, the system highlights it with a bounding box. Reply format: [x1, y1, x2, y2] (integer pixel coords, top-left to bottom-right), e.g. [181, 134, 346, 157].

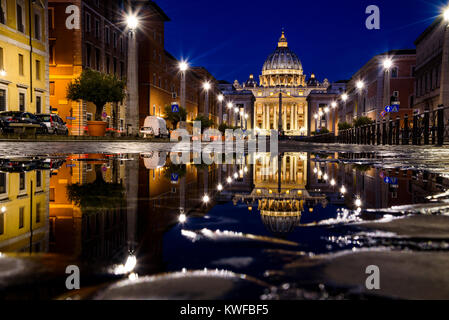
[0, 0, 49, 114]
[0, 168, 49, 253]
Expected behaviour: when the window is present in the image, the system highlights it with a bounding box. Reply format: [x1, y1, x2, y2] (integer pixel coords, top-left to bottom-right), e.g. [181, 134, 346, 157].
[0, 0, 6, 24]
[34, 12, 41, 40]
[86, 44, 91, 67]
[19, 54, 24, 76]
[35, 60, 41, 80]
[0, 172, 6, 194]
[0, 88, 5, 112]
[50, 82, 55, 96]
[19, 172, 25, 191]
[19, 207, 24, 229]
[113, 58, 117, 74]
[85, 13, 91, 32]
[95, 48, 100, 70]
[36, 203, 41, 223]
[393, 91, 399, 97]
[49, 42, 55, 65]
[95, 19, 100, 38]
[106, 55, 110, 73]
[0, 47, 3, 71]
[36, 95, 41, 113]
[120, 61, 124, 79]
[120, 37, 123, 53]
[391, 67, 398, 78]
[0, 212, 4, 235]
[17, 3, 24, 32]
[105, 27, 110, 44]
[19, 92, 25, 112]
[48, 7, 55, 29]
[113, 32, 117, 48]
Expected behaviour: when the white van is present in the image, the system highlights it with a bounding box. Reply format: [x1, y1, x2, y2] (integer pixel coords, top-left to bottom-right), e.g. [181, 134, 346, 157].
[140, 116, 169, 138]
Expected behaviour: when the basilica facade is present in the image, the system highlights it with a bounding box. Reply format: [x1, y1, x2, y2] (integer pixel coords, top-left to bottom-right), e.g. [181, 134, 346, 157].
[233, 32, 331, 136]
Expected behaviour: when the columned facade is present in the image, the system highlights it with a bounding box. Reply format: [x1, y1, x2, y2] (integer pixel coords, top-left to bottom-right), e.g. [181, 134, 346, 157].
[238, 31, 330, 136]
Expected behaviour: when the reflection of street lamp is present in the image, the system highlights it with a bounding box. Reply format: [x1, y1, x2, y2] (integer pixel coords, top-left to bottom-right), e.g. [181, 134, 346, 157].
[126, 13, 140, 135]
[179, 61, 189, 112]
[0, 70, 6, 77]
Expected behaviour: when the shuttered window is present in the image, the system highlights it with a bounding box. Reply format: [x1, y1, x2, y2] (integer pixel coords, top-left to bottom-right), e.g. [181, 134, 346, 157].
[0, 89, 6, 112]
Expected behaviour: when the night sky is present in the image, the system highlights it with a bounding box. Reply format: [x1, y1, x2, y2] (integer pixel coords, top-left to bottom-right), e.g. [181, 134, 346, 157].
[159, 0, 447, 84]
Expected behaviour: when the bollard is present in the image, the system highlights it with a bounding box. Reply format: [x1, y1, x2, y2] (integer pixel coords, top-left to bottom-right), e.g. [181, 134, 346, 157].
[403, 114, 409, 145]
[424, 111, 430, 145]
[371, 122, 376, 145]
[388, 119, 393, 145]
[382, 120, 387, 145]
[376, 121, 381, 145]
[412, 111, 419, 145]
[437, 107, 444, 146]
[395, 116, 400, 145]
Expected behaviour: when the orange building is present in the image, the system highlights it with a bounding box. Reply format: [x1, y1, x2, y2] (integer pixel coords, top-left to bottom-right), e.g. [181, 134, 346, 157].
[48, 0, 129, 135]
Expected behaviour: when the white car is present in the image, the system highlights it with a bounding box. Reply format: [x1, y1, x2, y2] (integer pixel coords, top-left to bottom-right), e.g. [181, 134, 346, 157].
[140, 116, 169, 138]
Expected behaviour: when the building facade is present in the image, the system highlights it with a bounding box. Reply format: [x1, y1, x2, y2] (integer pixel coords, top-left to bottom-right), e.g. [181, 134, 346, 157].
[49, 0, 129, 135]
[340, 50, 416, 124]
[414, 17, 448, 114]
[233, 32, 331, 136]
[0, 0, 49, 115]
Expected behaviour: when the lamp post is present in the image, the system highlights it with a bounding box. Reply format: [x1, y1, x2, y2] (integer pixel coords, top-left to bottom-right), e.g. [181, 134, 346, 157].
[227, 102, 233, 125]
[126, 14, 139, 136]
[356, 80, 365, 119]
[331, 101, 337, 133]
[179, 61, 189, 114]
[440, 9, 449, 111]
[218, 94, 224, 124]
[203, 81, 211, 118]
[383, 58, 393, 121]
[341, 93, 348, 123]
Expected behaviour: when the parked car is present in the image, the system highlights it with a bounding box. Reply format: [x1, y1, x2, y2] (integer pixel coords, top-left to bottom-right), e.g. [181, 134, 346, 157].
[140, 116, 169, 138]
[36, 114, 69, 135]
[0, 111, 48, 135]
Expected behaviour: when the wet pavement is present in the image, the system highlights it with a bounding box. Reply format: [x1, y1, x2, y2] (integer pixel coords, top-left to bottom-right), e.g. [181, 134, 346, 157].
[0, 141, 449, 300]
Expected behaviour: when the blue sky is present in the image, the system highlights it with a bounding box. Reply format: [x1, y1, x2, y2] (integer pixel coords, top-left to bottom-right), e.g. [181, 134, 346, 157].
[158, 0, 447, 83]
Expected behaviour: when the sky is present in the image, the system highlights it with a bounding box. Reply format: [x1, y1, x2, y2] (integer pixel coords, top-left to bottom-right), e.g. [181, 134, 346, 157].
[158, 0, 447, 83]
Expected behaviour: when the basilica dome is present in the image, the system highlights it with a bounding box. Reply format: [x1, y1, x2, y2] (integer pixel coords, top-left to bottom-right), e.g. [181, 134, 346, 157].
[262, 32, 303, 75]
[259, 31, 306, 87]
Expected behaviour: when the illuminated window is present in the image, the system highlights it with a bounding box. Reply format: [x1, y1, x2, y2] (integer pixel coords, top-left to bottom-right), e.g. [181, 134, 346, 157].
[19, 207, 24, 229]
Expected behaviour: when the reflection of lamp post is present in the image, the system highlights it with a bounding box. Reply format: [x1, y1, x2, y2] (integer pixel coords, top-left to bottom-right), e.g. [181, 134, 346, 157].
[179, 61, 189, 113]
[126, 14, 139, 136]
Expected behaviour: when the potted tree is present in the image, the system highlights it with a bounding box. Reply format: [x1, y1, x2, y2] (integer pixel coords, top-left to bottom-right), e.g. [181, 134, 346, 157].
[67, 164, 125, 215]
[67, 69, 126, 137]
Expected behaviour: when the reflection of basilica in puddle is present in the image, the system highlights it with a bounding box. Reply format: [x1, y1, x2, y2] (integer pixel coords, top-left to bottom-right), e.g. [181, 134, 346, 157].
[234, 153, 327, 237]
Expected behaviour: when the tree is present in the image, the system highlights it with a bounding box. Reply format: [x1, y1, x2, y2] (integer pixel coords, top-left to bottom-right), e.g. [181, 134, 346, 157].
[67, 164, 125, 214]
[67, 69, 126, 121]
[338, 122, 352, 130]
[163, 105, 187, 129]
[193, 115, 214, 133]
[353, 116, 374, 128]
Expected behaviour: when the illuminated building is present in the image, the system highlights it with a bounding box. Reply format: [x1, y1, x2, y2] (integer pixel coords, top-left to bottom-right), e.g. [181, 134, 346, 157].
[48, 0, 129, 135]
[232, 31, 331, 136]
[0, 0, 49, 114]
[0, 167, 49, 253]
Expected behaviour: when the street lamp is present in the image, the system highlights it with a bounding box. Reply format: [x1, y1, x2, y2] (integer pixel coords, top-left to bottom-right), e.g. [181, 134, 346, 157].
[0, 70, 6, 77]
[444, 7, 449, 22]
[382, 58, 393, 117]
[126, 14, 139, 30]
[217, 94, 224, 124]
[126, 13, 140, 135]
[178, 60, 189, 113]
[356, 80, 364, 90]
[383, 58, 393, 70]
[203, 81, 211, 117]
[341, 93, 348, 101]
